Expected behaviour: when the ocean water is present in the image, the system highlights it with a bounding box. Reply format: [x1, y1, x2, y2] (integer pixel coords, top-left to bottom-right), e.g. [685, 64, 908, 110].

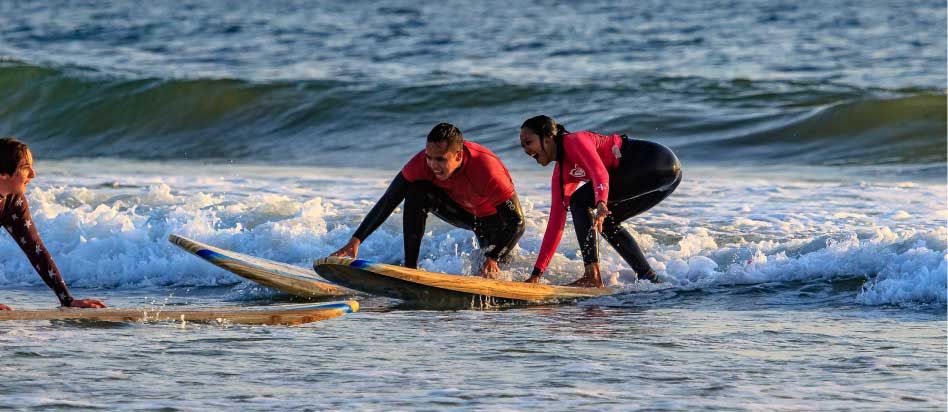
[0, 1, 945, 410]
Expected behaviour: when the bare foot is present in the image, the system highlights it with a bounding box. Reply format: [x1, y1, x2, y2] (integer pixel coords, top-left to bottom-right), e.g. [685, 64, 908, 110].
[524, 273, 542, 283]
[0, 304, 11, 311]
[567, 263, 604, 288]
[566, 275, 604, 288]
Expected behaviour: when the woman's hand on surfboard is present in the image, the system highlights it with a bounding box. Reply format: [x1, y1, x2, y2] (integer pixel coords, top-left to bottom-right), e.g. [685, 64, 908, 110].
[68, 298, 107, 309]
[331, 237, 361, 258]
[524, 267, 543, 283]
[0, 304, 11, 311]
[593, 201, 610, 233]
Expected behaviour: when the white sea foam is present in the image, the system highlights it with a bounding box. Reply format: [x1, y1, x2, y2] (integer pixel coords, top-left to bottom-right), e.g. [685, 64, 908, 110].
[0, 160, 943, 307]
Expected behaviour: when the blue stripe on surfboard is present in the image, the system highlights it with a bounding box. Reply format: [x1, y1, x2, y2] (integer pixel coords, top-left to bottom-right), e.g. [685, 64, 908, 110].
[350, 259, 372, 269]
[196, 248, 230, 262]
[316, 302, 357, 313]
[194, 247, 340, 287]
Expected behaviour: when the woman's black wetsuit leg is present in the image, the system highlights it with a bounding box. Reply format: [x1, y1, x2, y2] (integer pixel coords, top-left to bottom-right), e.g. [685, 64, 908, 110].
[570, 138, 682, 276]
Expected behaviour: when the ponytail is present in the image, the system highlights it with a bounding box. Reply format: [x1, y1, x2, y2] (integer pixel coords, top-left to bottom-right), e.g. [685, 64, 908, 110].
[521, 115, 568, 141]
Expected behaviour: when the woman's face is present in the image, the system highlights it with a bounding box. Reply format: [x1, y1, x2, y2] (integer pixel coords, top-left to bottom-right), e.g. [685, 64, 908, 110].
[520, 128, 555, 166]
[0, 149, 35, 196]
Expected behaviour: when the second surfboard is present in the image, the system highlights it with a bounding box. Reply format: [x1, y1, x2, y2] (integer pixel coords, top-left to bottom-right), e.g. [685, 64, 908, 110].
[314, 256, 617, 308]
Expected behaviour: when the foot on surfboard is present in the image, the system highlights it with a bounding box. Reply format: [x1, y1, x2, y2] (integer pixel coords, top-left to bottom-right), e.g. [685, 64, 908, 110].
[566, 275, 604, 288]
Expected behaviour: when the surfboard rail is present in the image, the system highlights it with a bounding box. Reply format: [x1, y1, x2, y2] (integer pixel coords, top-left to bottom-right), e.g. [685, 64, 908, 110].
[169, 235, 356, 298]
[314, 256, 616, 306]
[0, 301, 359, 326]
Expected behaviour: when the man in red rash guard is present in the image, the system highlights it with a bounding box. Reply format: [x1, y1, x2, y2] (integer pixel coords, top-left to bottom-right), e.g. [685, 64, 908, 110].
[519, 115, 681, 288]
[0, 137, 106, 310]
[332, 123, 525, 277]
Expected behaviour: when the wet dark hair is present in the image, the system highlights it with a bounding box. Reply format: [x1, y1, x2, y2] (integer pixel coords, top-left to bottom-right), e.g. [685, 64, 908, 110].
[0, 137, 30, 176]
[427, 123, 464, 152]
[521, 115, 568, 141]
[522, 116, 571, 210]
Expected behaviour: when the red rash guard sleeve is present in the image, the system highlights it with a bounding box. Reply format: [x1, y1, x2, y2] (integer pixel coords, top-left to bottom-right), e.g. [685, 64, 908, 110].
[566, 133, 611, 204]
[476, 156, 515, 211]
[533, 165, 579, 273]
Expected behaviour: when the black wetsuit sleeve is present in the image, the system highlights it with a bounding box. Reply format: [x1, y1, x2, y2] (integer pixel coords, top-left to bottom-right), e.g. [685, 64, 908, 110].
[352, 172, 410, 242]
[479, 194, 525, 261]
[3, 194, 74, 306]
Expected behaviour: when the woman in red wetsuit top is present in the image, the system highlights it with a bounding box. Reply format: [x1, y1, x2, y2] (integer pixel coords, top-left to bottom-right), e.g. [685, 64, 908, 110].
[519, 115, 682, 288]
[332, 123, 525, 277]
[0, 137, 106, 310]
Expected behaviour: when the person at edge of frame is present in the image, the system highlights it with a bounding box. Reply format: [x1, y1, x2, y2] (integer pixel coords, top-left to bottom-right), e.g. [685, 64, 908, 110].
[0, 137, 107, 310]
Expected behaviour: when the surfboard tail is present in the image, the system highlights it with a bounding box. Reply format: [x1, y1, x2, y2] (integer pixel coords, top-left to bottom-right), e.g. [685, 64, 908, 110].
[169, 234, 357, 298]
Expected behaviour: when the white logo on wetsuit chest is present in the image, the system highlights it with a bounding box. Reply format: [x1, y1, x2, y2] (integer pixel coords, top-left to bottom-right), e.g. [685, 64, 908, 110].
[569, 164, 586, 178]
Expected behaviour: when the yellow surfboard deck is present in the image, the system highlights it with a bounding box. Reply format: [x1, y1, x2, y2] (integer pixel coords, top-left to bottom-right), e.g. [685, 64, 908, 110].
[0, 301, 359, 326]
[169, 235, 356, 298]
[314, 256, 616, 307]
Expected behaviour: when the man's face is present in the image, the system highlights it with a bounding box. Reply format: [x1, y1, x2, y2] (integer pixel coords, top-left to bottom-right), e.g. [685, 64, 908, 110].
[425, 141, 463, 180]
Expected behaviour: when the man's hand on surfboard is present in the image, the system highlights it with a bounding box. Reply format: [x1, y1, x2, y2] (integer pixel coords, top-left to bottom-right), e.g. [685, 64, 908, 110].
[0, 304, 11, 311]
[331, 237, 361, 259]
[478, 258, 500, 279]
[68, 298, 107, 309]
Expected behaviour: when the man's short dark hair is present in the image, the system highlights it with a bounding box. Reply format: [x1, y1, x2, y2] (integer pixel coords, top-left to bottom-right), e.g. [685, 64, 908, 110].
[426, 123, 464, 152]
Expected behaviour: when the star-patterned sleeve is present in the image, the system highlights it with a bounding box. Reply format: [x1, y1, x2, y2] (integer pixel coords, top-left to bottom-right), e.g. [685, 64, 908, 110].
[2, 194, 73, 306]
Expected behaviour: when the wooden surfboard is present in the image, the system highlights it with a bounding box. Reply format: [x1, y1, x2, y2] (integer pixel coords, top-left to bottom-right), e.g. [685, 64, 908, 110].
[169, 234, 356, 298]
[0, 301, 359, 326]
[314, 256, 617, 308]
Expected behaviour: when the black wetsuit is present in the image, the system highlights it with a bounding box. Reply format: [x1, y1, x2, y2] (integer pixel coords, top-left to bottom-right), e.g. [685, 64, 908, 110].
[353, 173, 525, 268]
[569, 137, 681, 276]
